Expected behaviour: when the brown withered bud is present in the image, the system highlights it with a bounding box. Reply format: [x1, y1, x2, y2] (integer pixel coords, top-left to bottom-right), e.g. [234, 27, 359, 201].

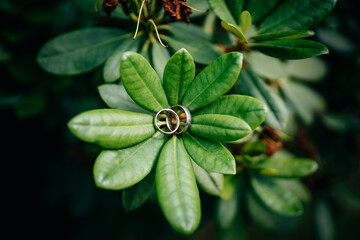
[260, 126, 283, 156]
[102, 0, 120, 17]
[162, 0, 192, 23]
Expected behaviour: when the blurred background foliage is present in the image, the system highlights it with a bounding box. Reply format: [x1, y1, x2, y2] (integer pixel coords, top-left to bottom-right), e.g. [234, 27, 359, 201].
[1, 0, 359, 239]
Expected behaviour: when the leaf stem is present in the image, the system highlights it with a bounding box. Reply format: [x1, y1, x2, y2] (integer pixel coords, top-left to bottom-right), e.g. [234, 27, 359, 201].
[148, 19, 168, 48]
[133, 0, 147, 40]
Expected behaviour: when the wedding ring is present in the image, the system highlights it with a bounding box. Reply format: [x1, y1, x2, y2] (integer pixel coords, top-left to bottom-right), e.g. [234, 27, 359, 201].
[166, 105, 191, 134]
[154, 108, 180, 135]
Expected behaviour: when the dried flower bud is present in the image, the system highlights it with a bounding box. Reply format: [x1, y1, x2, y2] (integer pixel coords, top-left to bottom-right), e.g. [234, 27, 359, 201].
[162, 0, 192, 23]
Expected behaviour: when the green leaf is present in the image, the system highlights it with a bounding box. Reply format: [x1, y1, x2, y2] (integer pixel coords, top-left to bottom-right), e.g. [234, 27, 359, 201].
[284, 57, 327, 81]
[163, 48, 195, 106]
[238, 69, 287, 130]
[156, 136, 201, 235]
[221, 20, 248, 43]
[240, 11, 252, 35]
[190, 114, 251, 142]
[167, 22, 212, 42]
[246, 190, 302, 232]
[103, 37, 140, 83]
[68, 109, 155, 148]
[216, 185, 239, 229]
[207, 0, 237, 25]
[120, 52, 169, 112]
[122, 169, 155, 212]
[241, 140, 267, 156]
[98, 83, 150, 114]
[182, 52, 243, 111]
[258, 0, 337, 33]
[249, 174, 303, 216]
[227, 0, 245, 24]
[151, 41, 170, 80]
[245, 0, 280, 23]
[251, 30, 315, 41]
[193, 95, 267, 130]
[254, 158, 318, 178]
[220, 175, 238, 200]
[37, 27, 129, 75]
[183, 132, 236, 174]
[245, 51, 288, 81]
[191, 160, 224, 196]
[281, 80, 326, 124]
[314, 200, 336, 240]
[251, 39, 329, 59]
[162, 35, 223, 65]
[93, 132, 165, 190]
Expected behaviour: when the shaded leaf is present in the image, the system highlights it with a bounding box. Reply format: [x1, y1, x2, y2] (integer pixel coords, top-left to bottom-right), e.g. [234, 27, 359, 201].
[238, 69, 287, 130]
[254, 158, 318, 178]
[156, 136, 201, 235]
[151, 41, 170, 80]
[190, 114, 251, 142]
[167, 22, 212, 42]
[120, 52, 168, 112]
[246, 0, 280, 23]
[183, 132, 235, 174]
[163, 48, 195, 106]
[258, 0, 337, 33]
[122, 169, 155, 212]
[284, 57, 327, 81]
[162, 35, 223, 65]
[98, 83, 150, 114]
[93, 132, 165, 190]
[182, 52, 243, 111]
[251, 39, 329, 59]
[191, 160, 224, 196]
[103, 37, 140, 83]
[193, 95, 267, 130]
[37, 27, 128, 75]
[249, 174, 303, 216]
[68, 109, 155, 148]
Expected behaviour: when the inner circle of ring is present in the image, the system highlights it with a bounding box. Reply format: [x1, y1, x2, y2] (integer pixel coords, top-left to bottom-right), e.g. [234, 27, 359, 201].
[166, 105, 191, 135]
[154, 108, 180, 135]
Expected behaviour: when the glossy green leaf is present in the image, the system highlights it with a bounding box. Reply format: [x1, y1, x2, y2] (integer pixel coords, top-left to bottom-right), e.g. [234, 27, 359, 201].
[93, 132, 165, 190]
[162, 35, 223, 65]
[221, 20, 248, 43]
[191, 160, 224, 196]
[251, 30, 315, 41]
[281, 80, 326, 124]
[98, 83, 150, 114]
[238, 69, 287, 130]
[68, 109, 155, 148]
[37, 27, 128, 75]
[255, 158, 318, 178]
[103, 37, 140, 83]
[207, 0, 237, 25]
[190, 114, 251, 142]
[249, 174, 303, 216]
[122, 169, 155, 212]
[193, 95, 267, 130]
[240, 11, 252, 35]
[246, 0, 280, 23]
[120, 52, 168, 112]
[258, 0, 337, 33]
[251, 39, 329, 59]
[183, 132, 235, 174]
[156, 136, 201, 235]
[163, 48, 195, 106]
[245, 51, 288, 81]
[151, 41, 170, 80]
[182, 52, 243, 111]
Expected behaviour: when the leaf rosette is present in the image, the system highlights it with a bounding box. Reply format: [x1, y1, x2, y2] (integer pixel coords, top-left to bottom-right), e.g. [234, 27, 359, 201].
[68, 48, 268, 234]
